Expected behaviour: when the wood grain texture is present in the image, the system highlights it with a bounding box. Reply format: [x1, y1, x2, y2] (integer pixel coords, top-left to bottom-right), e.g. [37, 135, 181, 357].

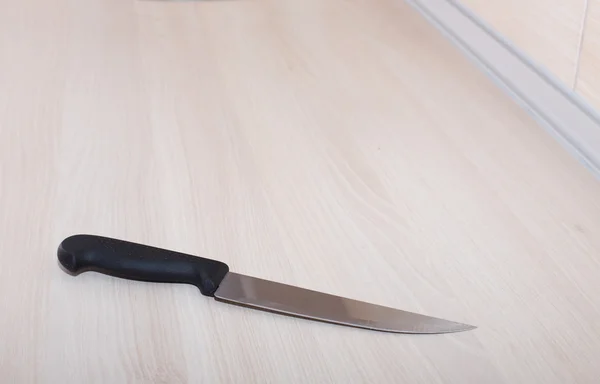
[577, 0, 600, 110]
[2, 0, 600, 382]
[458, 0, 586, 86]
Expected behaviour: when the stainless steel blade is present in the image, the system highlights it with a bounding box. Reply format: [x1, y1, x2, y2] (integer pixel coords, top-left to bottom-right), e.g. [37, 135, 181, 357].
[214, 272, 475, 334]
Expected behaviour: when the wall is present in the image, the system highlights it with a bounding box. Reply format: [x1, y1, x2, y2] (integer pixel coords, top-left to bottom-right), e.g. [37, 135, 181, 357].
[577, 1, 600, 109]
[459, 0, 600, 111]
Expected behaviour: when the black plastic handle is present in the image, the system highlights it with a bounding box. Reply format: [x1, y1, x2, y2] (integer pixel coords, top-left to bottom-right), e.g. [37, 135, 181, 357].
[57, 234, 229, 296]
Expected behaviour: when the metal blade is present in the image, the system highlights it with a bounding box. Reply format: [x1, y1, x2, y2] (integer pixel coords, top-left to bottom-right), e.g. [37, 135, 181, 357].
[214, 272, 475, 334]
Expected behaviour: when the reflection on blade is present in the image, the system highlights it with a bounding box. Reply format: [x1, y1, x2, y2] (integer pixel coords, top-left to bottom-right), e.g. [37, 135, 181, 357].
[214, 272, 475, 334]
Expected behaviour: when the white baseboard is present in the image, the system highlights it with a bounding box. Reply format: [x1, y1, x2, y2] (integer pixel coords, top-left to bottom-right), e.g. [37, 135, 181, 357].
[407, 0, 600, 178]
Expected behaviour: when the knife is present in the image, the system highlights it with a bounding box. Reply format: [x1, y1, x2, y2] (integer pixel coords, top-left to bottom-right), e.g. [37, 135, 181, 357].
[57, 234, 475, 334]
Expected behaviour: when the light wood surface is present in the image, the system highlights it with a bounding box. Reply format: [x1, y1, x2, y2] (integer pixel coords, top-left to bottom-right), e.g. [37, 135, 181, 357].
[2, 0, 600, 382]
[459, 0, 586, 86]
[577, 0, 600, 110]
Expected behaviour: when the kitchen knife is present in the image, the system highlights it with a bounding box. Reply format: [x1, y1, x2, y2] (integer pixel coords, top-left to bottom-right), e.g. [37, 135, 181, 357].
[57, 234, 475, 334]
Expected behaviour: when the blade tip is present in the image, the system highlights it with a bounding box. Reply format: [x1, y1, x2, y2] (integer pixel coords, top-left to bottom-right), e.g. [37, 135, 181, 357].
[420, 322, 477, 334]
[450, 323, 477, 333]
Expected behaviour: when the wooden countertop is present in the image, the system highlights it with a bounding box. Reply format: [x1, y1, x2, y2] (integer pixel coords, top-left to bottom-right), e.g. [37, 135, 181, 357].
[2, 0, 600, 382]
